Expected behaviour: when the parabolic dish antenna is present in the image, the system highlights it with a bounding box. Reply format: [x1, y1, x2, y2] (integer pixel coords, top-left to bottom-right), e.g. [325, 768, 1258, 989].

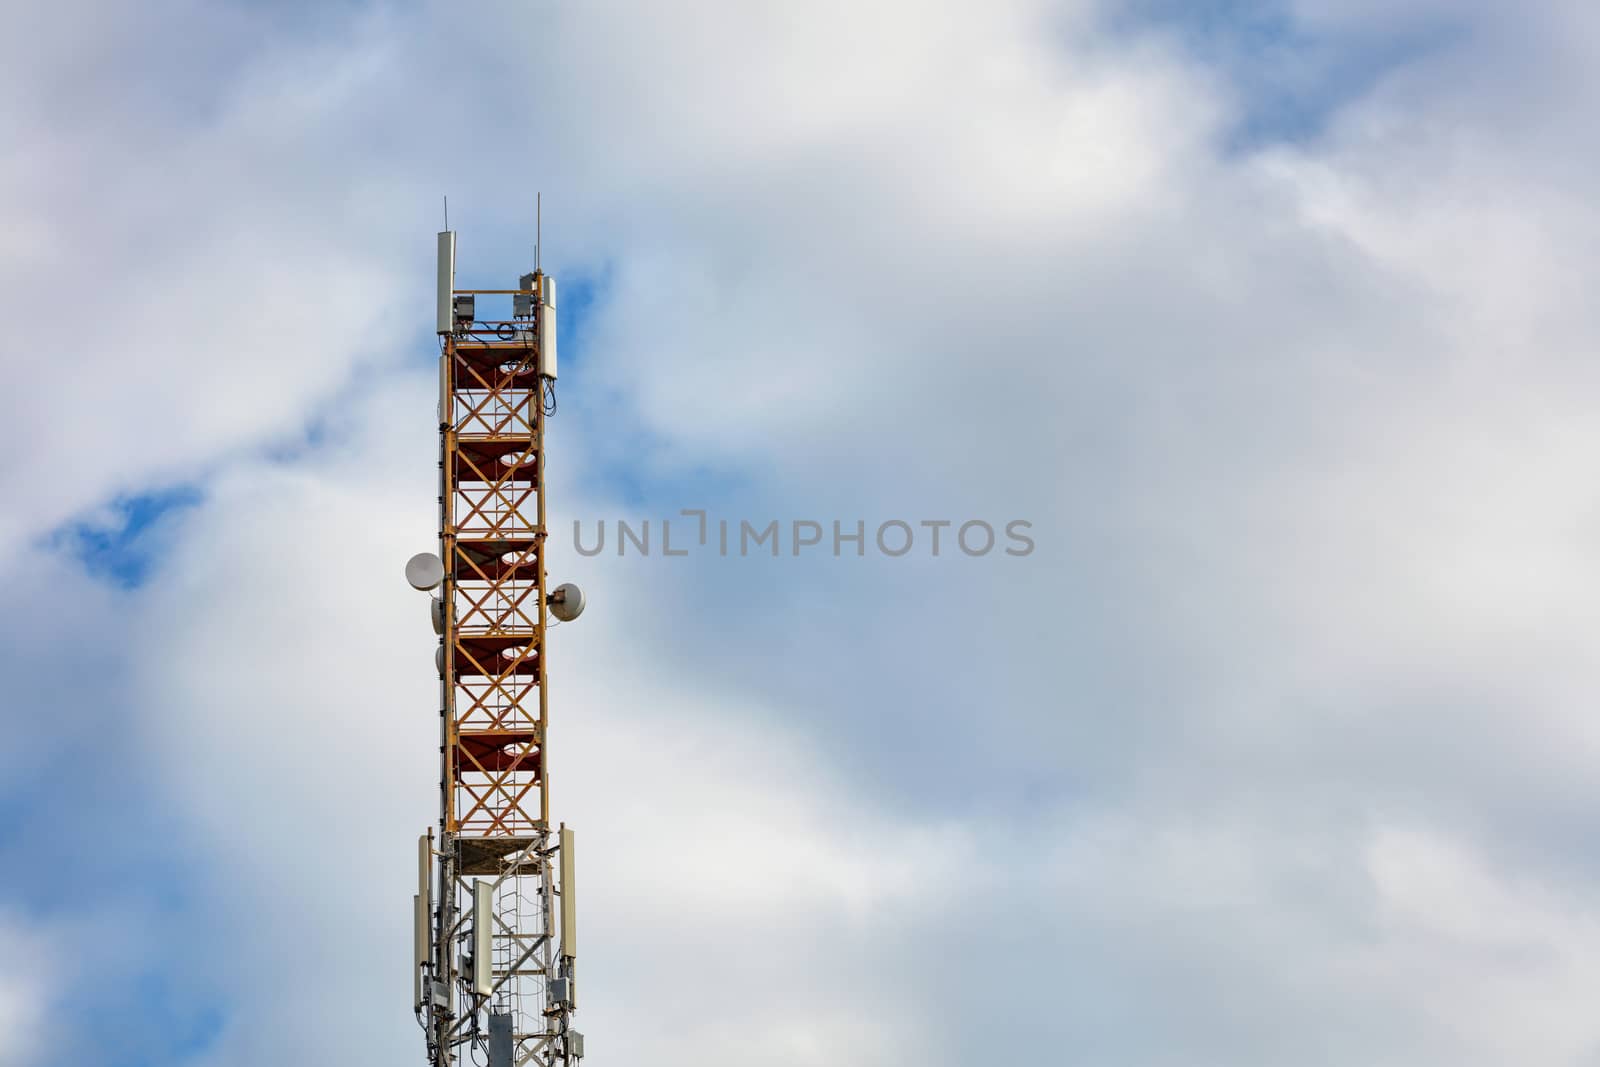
[549, 582, 586, 622]
[406, 552, 445, 591]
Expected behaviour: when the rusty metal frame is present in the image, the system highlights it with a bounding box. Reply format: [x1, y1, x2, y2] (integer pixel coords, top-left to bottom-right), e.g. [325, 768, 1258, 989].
[442, 321, 550, 839]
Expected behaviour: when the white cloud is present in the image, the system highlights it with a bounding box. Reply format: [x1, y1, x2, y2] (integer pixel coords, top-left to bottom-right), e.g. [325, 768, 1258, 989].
[0, 919, 47, 1067]
[0, 1, 422, 552]
[1362, 825, 1600, 1064]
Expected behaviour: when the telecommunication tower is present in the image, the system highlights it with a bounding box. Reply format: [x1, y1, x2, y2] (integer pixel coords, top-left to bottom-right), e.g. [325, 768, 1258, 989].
[406, 227, 586, 1066]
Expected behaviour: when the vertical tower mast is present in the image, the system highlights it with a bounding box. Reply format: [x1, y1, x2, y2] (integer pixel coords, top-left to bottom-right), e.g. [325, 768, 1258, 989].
[414, 230, 583, 1067]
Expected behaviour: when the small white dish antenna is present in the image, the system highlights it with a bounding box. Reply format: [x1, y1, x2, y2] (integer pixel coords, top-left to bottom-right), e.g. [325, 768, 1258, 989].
[406, 552, 446, 591]
[430, 597, 445, 635]
[548, 582, 585, 622]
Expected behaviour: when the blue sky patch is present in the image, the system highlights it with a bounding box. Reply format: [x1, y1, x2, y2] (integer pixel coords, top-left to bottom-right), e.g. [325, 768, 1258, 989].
[49, 486, 203, 588]
[1114, 0, 1462, 150]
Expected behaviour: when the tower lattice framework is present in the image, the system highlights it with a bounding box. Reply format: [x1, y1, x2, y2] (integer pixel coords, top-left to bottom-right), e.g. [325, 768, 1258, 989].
[416, 231, 580, 1067]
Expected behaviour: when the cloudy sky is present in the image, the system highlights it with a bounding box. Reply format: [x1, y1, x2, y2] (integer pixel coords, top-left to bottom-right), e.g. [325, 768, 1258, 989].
[5, 0, 1600, 1063]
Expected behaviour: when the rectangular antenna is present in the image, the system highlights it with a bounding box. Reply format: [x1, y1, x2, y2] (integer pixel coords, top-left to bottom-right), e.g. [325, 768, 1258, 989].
[438, 352, 451, 428]
[488, 1013, 514, 1067]
[413, 894, 428, 1008]
[560, 825, 576, 959]
[418, 834, 431, 902]
[539, 275, 558, 380]
[415, 834, 431, 1009]
[472, 880, 494, 996]
[436, 231, 457, 334]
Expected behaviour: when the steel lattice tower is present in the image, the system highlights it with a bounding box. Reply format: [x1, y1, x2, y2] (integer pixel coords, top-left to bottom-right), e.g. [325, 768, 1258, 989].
[413, 229, 583, 1067]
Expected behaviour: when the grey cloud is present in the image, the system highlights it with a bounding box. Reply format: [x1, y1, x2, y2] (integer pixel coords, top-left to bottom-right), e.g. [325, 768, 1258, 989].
[7, 1, 1600, 1065]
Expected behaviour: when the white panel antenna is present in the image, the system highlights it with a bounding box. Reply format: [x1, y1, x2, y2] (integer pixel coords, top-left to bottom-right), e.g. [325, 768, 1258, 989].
[539, 275, 558, 380]
[436, 231, 457, 334]
[560, 825, 576, 960]
[472, 881, 494, 997]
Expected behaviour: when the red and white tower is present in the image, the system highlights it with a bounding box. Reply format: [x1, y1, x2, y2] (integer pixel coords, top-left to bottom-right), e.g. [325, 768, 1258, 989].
[410, 228, 584, 1067]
